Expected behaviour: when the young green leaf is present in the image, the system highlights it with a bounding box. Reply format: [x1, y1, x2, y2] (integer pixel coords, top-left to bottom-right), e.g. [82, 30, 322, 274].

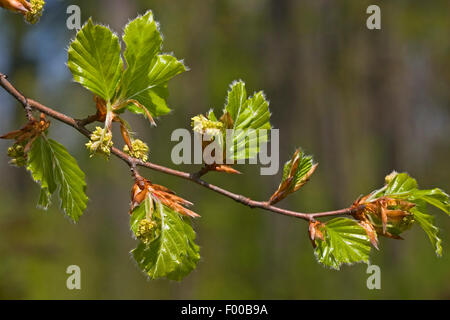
[355, 171, 448, 255]
[368, 172, 449, 216]
[120, 10, 162, 101]
[410, 189, 449, 216]
[223, 81, 271, 161]
[314, 218, 371, 270]
[131, 201, 200, 281]
[27, 136, 88, 222]
[224, 80, 247, 123]
[68, 18, 123, 102]
[269, 149, 317, 204]
[27, 135, 57, 209]
[412, 207, 442, 256]
[119, 11, 187, 118]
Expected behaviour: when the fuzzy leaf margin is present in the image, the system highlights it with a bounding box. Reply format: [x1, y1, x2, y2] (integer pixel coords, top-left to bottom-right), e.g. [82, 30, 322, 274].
[364, 172, 449, 255]
[67, 18, 123, 102]
[27, 136, 88, 222]
[130, 200, 200, 281]
[223, 80, 271, 161]
[119, 11, 187, 118]
[269, 149, 317, 204]
[314, 218, 371, 270]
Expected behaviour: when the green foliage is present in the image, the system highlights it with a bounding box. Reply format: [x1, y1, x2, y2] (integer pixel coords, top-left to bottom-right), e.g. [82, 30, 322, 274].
[224, 80, 247, 123]
[27, 136, 57, 209]
[68, 19, 123, 102]
[366, 172, 449, 255]
[314, 218, 371, 270]
[194, 80, 272, 161]
[370, 172, 449, 214]
[120, 11, 162, 101]
[67, 11, 186, 119]
[3, 7, 449, 284]
[269, 149, 317, 204]
[131, 199, 200, 281]
[27, 136, 88, 222]
[120, 12, 187, 117]
[282, 151, 314, 188]
[412, 207, 442, 256]
[125, 55, 186, 117]
[224, 81, 271, 160]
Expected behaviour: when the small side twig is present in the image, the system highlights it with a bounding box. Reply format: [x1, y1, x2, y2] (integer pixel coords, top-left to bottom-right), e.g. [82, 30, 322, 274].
[76, 114, 99, 127]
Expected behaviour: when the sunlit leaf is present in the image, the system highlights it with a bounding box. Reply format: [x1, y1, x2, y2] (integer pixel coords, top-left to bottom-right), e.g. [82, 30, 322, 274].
[119, 11, 187, 118]
[368, 172, 449, 216]
[27, 135, 57, 209]
[131, 201, 200, 281]
[120, 10, 162, 101]
[358, 172, 448, 255]
[314, 218, 371, 270]
[27, 136, 88, 222]
[412, 206, 443, 256]
[223, 81, 271, 161]
[68, 19, 123, 101]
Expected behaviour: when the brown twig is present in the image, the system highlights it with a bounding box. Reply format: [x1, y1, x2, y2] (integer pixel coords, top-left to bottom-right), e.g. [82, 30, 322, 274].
[0, 72, 363, 222]
[76, 113, 99, 127]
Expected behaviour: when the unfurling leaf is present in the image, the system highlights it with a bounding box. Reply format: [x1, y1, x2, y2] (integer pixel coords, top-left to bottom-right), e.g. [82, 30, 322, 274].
[27, 136, 88, 221]
[119, 11, 187, 118]
[192, 80, 272, 166]
[308, 220, 324, 248]
[26, 135, 56, 208]
[68, 19, 123, 102]
[412, 207, 442, 256]
[269, 149, 317, 204]
[224, 81, 271, 161]
[131, 201, 200, 281]
[313, 218, 371, 270]
[130, 176, 200, 218]
[353, 171, 449, 256]
[68, 11, 186, 128]
[0, 0, 44, 24]
[358, 219, 379, 250]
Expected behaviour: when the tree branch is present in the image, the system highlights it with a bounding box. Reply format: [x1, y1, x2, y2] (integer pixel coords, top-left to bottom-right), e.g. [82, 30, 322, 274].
[0, 72, 363, 222]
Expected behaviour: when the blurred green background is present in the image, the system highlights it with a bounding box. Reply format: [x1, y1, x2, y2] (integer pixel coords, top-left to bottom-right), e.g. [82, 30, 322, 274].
[0, 0, 449, 299]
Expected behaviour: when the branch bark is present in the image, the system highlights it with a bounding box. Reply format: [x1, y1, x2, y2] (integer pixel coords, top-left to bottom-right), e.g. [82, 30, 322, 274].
[0, 72, 363, 222]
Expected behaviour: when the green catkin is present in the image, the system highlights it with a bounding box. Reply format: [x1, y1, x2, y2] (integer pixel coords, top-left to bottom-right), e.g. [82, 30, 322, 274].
[191, 114, 223, 136]
[136, 219, 158, 245]
[123, 139, 149, 162]
[86, 127, 113, 158]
